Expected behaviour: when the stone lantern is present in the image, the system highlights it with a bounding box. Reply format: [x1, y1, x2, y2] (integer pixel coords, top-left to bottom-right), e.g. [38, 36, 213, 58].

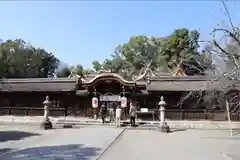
[40, 96, 52, 129]
[158, 96, 170, 133]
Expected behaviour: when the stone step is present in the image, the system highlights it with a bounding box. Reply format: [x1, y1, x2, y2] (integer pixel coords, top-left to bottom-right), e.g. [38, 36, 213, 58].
[57, 119, 156, 125]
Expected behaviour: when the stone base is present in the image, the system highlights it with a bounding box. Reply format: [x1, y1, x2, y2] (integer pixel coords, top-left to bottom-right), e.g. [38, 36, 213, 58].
[93, 114, 97, 120]
[63, 124, 73, 128]
[159, 122, 170, 133]
[40, 120, 52, 130]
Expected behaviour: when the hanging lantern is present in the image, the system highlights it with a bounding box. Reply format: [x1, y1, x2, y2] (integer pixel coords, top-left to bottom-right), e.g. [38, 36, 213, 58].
[92, 97, 98, 108]
[121, 96, 127, 108]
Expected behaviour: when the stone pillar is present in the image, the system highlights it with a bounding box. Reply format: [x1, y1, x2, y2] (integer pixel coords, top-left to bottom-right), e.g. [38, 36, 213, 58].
[93, 108, 98, 120]
[40, 96, 53, 129]
[160, 105, 165, 122]
[158, 96, 170, 133]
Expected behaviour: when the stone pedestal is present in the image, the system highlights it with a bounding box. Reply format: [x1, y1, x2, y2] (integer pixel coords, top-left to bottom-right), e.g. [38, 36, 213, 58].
[93, 108, 98, 120]
[94, 114, 97, 120]
[40, 119, 52, 130]
[159, 121, 170, 133]
[41, 96, 52, 130]
[158, 96, 170, 133]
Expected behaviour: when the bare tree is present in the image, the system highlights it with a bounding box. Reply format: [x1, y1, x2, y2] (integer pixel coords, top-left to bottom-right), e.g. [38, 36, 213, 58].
[179, 0, 240, 113]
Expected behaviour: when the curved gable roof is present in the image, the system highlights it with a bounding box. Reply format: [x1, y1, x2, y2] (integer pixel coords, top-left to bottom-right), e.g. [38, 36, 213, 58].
[82, 73, 136, 86]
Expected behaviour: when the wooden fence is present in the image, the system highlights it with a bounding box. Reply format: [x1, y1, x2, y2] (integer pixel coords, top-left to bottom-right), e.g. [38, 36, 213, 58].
[0, 106, 87, 117]
[0, 107, 65, 117]
[0, 107, 240, 121]
[165, 109, 240, 121]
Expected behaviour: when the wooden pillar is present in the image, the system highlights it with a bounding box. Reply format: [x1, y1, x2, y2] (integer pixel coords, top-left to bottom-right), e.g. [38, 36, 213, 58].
[64, 94, 68, 117]
[180, 109, 184, 120]
[204, 109, 208, 120]
[64, 106, 68, 117]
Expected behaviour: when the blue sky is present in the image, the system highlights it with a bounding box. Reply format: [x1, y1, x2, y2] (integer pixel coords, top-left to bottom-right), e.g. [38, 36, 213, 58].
[0, 1, 239, 68]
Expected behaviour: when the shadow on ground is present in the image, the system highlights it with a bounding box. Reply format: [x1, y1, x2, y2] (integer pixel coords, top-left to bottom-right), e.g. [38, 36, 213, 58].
[169, 128, 187, 133]
[0, 148, 12, 155]
[202, 136, 240, 140]
[0, 131, 40, 142]
[0, 144, 101, 160]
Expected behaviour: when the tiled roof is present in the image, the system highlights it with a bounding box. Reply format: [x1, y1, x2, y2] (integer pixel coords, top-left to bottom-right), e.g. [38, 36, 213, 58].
[0, 74, 237, 92]
[0, 78, 77, 92]
[147, 76, 235, 91]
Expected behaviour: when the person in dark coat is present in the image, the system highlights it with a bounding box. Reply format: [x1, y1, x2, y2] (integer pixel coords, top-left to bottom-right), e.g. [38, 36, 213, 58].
[99, 103, 107, 124]
[108, 102, 115, 123]
[129, 102, 137, 127]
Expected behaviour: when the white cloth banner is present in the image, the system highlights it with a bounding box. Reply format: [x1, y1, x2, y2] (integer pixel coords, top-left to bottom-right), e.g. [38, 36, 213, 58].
[100, 95, 121, 101]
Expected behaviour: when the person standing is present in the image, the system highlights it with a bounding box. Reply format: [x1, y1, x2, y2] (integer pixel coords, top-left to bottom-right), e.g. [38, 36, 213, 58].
[129, 102, 137, 127]
[99, 103, 107, 124]
[115, 105, 122, 127]
[109, 102, 115, 123]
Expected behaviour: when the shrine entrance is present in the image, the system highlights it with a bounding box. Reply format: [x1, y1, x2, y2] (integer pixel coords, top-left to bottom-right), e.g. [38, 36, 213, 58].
[100, 93, 120, 109]
[80, 73, 144, 118]
[87, 78, 136, 119]
[90, 78, 133, 100]
[99, 93, 120, 121]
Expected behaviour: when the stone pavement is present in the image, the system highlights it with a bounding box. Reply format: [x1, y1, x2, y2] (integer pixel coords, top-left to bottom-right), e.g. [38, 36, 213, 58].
[0, 124, 240, 160]
[1, 115, 240, 129]
[0, 125, 124, 160]
[99, 129, 240, 160]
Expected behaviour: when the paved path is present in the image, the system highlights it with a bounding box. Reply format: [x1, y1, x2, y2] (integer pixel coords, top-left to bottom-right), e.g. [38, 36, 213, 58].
[99, 129, 240, 160]
[0, 125, 123, 160]
[1, 125, 240, 160]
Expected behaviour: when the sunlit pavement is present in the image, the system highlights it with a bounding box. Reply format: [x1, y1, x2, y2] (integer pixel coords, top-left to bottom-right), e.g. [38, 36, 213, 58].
[0, 125, 240, 160]
[0, 125, 123, 160]
[99, 129, 240, 160]
[2, 115, 240, 130]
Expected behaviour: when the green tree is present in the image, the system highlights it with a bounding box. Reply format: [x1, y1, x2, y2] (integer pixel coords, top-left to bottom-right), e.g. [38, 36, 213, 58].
[106, 28, 209, 77]
[0, 39, 59, 78]
[57, 67, 71, 77]
[69, 64, 84, 75]
[92, 60, 102, 72]
[156, 28, 202, 72]
[105, 36, 163, 77]
[83, 68, 93, 75]
[116, 36, 161, 71]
